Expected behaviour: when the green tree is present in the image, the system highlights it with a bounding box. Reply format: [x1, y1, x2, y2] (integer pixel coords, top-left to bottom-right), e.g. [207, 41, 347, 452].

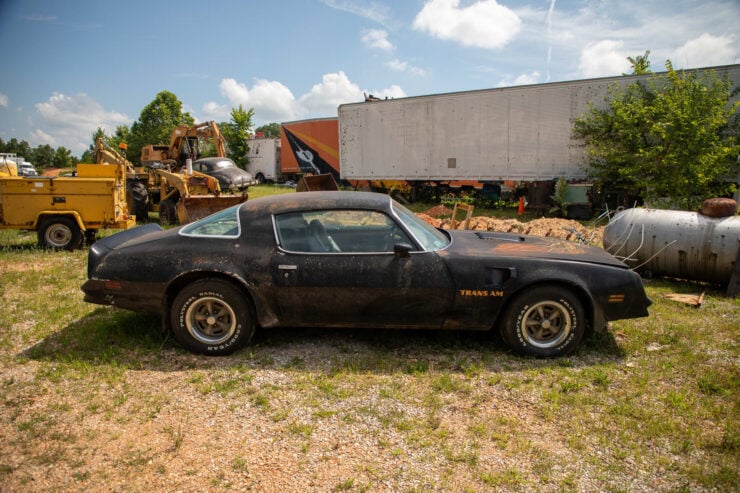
[2, 138, 33, 159]
[574, 60, 739, 210]
[81, 125, 133, 163]
[128, 91, 194, 165]
[31, 144, 55, 169]
[53, 146, 73, 168]
[256, 122, 281, 138]
[626, 50, 652, 75]
[80, 127, 108, 163]
[221, 105, 254, 169]
[110, 125, 132, 159]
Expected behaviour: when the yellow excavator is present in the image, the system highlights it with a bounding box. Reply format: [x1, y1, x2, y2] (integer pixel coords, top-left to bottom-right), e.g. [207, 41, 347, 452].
[140, 121, 226, 168]
[94, 137, 246, 225]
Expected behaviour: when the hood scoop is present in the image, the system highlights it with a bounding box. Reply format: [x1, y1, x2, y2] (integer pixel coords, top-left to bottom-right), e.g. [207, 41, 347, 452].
[475, 232, 525, 242]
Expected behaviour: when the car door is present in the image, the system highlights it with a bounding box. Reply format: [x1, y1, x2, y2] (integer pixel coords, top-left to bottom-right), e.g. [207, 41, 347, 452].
[269, 209, 455, 328]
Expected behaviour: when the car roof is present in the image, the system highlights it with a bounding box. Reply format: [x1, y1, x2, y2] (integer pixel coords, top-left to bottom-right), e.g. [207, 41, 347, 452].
[195, 157, 234, 166]
[241, 191, 395, 216]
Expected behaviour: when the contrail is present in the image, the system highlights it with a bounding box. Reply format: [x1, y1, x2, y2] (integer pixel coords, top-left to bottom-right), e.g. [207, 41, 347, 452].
[546, 0, 556, 82]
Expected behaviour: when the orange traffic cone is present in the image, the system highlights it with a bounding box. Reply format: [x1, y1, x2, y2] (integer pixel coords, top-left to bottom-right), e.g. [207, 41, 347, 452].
[517, 196, 525, 215]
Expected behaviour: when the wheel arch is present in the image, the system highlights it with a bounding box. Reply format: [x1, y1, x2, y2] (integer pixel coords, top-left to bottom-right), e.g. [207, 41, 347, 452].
[36, 211, 86, 232]
[494, 279, 596, 335]
[162, 271, 260, 332]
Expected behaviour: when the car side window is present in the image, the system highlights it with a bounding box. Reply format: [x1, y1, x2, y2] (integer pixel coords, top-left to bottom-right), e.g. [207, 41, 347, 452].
[180, 204, 241, 237]
[275, 210, 413, 253]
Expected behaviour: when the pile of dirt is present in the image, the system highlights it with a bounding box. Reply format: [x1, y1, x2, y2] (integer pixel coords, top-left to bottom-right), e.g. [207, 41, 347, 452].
[421, 205, 454, 217]
[417, 213, 605, 246]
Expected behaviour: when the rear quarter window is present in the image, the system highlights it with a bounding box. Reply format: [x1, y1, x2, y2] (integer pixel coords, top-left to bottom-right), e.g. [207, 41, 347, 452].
[179, 204, 242, 238]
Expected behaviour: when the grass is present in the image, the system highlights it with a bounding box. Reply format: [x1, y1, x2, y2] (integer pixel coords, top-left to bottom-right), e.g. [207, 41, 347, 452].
[0, 210, 738, 492]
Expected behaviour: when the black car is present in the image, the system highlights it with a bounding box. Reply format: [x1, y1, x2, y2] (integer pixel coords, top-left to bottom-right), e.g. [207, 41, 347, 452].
[192, 157, 255, 192]
[82, 191, 650, 357]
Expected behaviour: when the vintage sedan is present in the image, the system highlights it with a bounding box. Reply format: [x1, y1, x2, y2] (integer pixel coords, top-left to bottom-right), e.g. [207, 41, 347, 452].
[192, 157, 255, 192]
[82, 191, 650, 357]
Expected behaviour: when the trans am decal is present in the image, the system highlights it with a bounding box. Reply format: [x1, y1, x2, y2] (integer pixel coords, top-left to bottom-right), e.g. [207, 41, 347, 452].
[459, 289, 505, 297]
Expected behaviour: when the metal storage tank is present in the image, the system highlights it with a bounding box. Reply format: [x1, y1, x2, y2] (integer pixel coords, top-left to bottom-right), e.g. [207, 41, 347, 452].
[603, 208, 740, 285]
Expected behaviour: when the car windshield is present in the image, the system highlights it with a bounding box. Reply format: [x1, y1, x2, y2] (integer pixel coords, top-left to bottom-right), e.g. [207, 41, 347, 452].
[391, 201, 450, 251]
[180, 204, 241, 237]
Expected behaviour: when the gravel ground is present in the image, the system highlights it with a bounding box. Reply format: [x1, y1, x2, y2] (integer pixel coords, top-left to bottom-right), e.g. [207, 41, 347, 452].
[2, 214, 732, 492]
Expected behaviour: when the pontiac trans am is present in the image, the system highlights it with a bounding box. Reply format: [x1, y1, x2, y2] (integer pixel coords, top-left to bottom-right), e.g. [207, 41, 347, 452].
[82, 191, 650, 357]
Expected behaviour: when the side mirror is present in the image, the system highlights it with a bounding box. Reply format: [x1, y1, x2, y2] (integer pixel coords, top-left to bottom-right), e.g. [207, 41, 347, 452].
[393, 242, 414, 258]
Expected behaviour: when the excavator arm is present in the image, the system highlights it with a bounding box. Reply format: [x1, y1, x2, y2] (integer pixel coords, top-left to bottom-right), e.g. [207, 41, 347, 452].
[165, 121, 227, 165]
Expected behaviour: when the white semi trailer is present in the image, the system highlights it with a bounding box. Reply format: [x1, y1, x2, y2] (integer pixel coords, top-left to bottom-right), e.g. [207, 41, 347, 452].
[338, 64, 740, 192]
[245, 137, 281, 184]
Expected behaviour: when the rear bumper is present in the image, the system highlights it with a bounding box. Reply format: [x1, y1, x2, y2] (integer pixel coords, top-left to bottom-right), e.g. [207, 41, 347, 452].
[81, 279, 165, 316]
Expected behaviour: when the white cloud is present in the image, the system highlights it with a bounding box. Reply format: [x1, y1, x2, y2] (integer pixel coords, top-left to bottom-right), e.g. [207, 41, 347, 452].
[368, 84, 406, 100]
[29, 129, 55, 146]
[33, 92, 131, 154]
[578, 40, 631, 78]
[673, 34, 737, 68]
[201, 101, 230, 122]
[362, 29, 394, 51]
[298, 71, 364, 116]
[413, 0, 521, 50]
[320, 0, 391, 26]
[207, 71, 405, 124]
[217, 77, 299, 122]
[0, 93, 8, 108]
[498, 71, 541, 87]
[23, 14, 57, 22]
[386, 58, 427, 76]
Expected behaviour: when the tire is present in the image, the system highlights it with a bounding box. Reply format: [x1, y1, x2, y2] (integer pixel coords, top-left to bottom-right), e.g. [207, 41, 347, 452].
[37, 217, 83, 250]
[126, 179, 150, 222]
[170, 279, 255, 355]
[255, 173, 265, 185]
[158, 198, 178, 226]
[500, 285, 585, 358]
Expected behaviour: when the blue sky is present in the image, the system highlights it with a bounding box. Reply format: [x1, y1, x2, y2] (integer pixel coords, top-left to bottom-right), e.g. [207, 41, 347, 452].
[0, 0, 738, 155]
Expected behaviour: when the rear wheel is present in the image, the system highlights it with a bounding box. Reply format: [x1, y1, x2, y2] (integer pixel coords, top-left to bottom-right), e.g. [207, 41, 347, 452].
[255, 173, 265, 184]
[500, 286, 585, 358]
[158, 198, 177, 225]
[170, 279, 255, 355]
[37, 217, 83, 250]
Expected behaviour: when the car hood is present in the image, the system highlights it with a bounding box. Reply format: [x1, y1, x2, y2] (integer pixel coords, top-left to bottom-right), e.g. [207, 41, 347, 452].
[444, 230, 627, 268]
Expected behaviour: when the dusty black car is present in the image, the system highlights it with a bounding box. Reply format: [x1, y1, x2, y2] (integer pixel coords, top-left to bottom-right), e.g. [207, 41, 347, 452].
[192, 157, 255, 192]
[82, 191, 650, 357]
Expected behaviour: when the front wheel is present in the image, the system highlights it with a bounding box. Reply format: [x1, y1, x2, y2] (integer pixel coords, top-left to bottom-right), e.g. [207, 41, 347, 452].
[500, 286, 585, 358]
[37, 217, 83, 250]
[170, 279, 255, 355]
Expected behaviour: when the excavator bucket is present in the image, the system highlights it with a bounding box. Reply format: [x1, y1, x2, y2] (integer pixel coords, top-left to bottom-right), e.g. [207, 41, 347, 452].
[176, 194, 248, 224]
[295, 174, 338, 192]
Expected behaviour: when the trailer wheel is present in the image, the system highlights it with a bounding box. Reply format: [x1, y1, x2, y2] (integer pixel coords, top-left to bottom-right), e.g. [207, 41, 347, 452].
[126, 179, 150, 222]
[255, 173, 265, 184]
[170, 279, 255, 355]
[38, 217, 83, 250]
[158, 199, 177, 225]
[500, 285, 585, 358]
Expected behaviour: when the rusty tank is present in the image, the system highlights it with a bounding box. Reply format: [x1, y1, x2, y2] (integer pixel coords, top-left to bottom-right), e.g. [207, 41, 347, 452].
[603, 206, 740, 286]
